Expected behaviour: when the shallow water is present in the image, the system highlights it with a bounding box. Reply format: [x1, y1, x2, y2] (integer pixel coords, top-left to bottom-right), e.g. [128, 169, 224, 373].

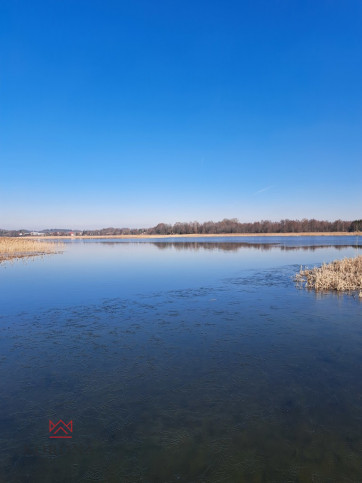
[0, 236, 361, 482]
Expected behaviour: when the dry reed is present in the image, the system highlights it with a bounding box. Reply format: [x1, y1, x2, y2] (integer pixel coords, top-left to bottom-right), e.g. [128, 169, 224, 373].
[0, 237, 63, 263]
[295, 255, 362, 297]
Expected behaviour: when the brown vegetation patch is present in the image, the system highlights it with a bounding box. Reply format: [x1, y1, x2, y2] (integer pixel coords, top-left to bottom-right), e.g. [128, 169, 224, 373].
[296, 255, 362, 297]
[0, 237, 63, 263]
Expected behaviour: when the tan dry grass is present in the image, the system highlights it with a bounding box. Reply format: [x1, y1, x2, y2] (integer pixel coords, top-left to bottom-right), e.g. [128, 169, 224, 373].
[0, 237, 63, 263]
[296, 255, 362, 297]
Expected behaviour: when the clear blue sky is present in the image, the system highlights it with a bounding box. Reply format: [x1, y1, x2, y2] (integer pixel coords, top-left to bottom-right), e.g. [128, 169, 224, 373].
[1, 0, 361, 229]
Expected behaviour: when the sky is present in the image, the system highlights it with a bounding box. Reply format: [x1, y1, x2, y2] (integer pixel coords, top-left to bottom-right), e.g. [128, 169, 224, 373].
[1, 0, 361, 229]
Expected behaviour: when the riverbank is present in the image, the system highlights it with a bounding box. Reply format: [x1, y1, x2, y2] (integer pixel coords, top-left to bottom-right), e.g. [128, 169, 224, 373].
[24, 232, 362, 240]
[0, 238, 63, 262]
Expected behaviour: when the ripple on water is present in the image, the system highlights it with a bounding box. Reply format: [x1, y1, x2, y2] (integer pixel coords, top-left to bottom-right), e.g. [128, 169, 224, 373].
[0, 265, 362, 481]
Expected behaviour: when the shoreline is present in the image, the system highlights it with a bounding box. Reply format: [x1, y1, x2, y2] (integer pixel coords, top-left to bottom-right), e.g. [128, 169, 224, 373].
[23, 232, 362, 240]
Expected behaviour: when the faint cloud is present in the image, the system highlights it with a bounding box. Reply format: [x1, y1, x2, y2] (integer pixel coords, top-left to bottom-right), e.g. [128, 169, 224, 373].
[253, 185, 274, 195]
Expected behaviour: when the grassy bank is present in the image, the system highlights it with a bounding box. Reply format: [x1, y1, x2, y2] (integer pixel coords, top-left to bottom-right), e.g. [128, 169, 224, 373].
[296, 255, 362, 297]
[0, 237, 63, 263]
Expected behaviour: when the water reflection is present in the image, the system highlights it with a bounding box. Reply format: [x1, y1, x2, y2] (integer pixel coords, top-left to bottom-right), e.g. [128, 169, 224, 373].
[98, 240, 362, 252]
[152, 242, 362, 252]
[1, 239, 362, 481]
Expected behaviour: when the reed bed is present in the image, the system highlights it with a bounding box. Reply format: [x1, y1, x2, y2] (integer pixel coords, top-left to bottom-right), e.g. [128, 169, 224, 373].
[0, 237, 63, 263]
[296, 255, 362, 297]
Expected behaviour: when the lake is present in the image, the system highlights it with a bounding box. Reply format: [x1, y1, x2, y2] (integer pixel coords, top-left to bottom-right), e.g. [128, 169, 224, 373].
[1, 236, 362, 482]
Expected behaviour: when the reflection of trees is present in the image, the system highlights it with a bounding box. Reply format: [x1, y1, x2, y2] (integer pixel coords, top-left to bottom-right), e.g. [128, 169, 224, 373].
[97, 241, 362, 252]
[154, 242, 245, 251]
[152, 242, 362, 252]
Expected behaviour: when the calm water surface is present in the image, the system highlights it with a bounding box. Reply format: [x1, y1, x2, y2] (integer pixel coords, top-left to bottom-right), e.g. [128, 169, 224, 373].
[0, 236, 362, 482]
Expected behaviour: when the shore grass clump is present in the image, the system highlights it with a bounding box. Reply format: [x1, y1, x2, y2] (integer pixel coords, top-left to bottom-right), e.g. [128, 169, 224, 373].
[0, 237, 63, 263]
[296, 255, 362, 297]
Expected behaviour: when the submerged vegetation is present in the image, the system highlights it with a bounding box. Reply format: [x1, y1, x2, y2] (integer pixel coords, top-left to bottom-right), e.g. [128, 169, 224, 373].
[0, 237, 63, 263]
[296, 255, 362, 297]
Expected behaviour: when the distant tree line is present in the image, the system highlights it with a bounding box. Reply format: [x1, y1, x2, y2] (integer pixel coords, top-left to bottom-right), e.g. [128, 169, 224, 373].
[349, 220, 362, 232]
[81, 218, 361, 236]
[1, 218, 361, 237]
[144, 218, 356, 235]
[0, 229, 31, 237]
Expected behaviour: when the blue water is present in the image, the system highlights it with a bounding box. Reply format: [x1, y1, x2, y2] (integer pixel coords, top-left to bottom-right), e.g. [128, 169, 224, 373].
[0, 237, 361, 482]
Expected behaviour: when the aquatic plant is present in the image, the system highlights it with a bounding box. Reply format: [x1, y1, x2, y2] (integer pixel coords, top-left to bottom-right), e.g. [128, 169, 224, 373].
[0, 237, 63, 262]
[296, 255, 362, 297]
